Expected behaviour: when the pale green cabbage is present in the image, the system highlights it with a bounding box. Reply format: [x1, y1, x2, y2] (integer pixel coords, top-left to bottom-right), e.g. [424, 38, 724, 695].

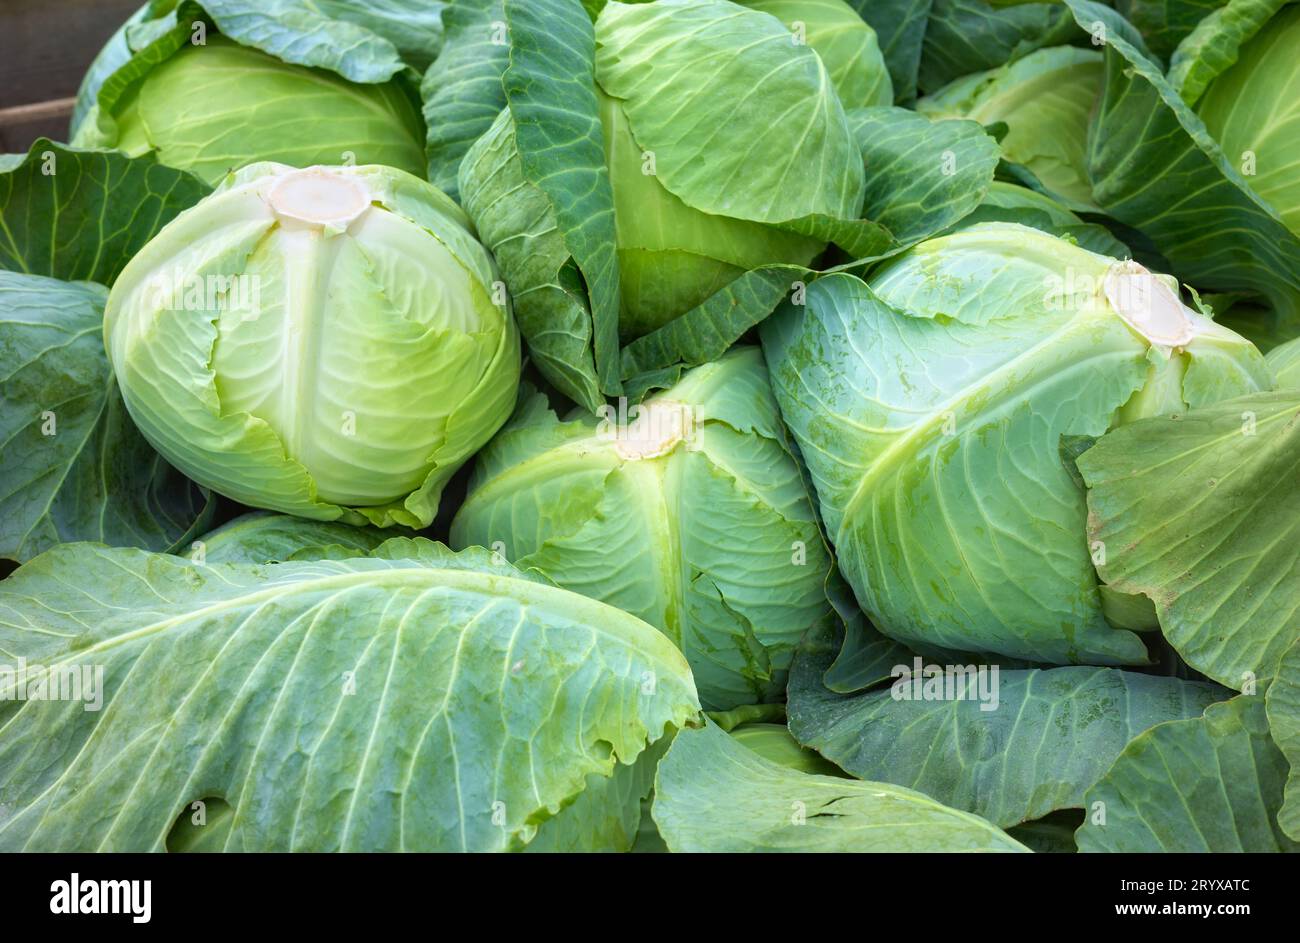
[105, 162, 519, 528]
[76, 35, 426, 185]
[450, 347, 836, 710]
[762, 223, 1270, 664]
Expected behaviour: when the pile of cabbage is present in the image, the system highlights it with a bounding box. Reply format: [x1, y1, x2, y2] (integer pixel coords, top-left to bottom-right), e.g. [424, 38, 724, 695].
[0, 0, 1297, 854]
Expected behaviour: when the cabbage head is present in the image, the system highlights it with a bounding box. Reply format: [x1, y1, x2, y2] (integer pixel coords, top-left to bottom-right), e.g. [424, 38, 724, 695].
[459, 0, 868, 341]
[917, 46, 1102, 209]
[73, 30, 426, 185]
[450, 347, 836, 710]
[762, 223, 1271, 665]
[105, 163, 519, 528]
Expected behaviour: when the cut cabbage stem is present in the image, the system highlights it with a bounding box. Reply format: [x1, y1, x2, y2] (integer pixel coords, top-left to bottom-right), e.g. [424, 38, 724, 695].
[1103, 260, 1196, 348]
[614, 400, 693, 460]
[267, 167, 371, 231]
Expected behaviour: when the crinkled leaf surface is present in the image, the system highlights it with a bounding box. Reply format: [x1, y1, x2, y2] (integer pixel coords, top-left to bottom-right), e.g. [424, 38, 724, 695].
[651, 721, 1027, 852]
[0, 271, 213, 564]
[0, 541, 697, 851]
[787, 621, 1225, 828]
[177, 0, 414, 83]
[524, 735, 667, 852]
[70, 4, 152, 137]
[1266, 638, 1300, 840]
[315, 0, 447, 72]
[1077, 693, 1300, 852]
[1080, 391, 1300, 690]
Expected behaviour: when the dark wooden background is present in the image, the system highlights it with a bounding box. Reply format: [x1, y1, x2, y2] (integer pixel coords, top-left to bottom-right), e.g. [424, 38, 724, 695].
[0, 0, 143, 152]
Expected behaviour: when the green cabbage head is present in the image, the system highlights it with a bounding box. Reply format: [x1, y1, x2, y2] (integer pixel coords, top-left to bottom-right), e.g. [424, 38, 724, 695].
[450, 347, 836, 710]
[74, 34, 427, 185]
[917, 46, 1102, 209]
[762, 223, 1271, 665]
[460, 0, 868, 340]
[1192, 4, 1300, 234]
[105, 162, 519, 528]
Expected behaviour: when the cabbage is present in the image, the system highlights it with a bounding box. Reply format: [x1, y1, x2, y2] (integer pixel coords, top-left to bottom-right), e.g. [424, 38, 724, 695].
[450, 347, 836, 709]
[72, 6, 429, 185]
[105, 163, 519, 527]
[762, 223, 1270, 663]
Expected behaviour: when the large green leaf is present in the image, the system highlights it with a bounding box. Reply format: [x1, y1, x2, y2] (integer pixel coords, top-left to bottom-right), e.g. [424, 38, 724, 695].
[620, 107, 999, 389]
[651, 721, 1028, 852]
[315, 0, 447, 71]
[1077, 693, 1300, 852]
[0, 541, 698, 851]
[740, 0, 894, 109]
[916, 45, 1103, 210]
[459, 114, 604, 412]
[0, 140, 210, 286]
[162, 0, 415, 83]
[849, 106, 1000, 246]
[421, 0, 508, 197]
[787, 621, 1225, 828]
[0, 271, 213, 564]
[1080, 391, 1300, 690]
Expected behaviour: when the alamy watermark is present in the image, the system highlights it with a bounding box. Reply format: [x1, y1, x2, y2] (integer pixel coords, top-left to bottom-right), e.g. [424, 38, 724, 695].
[889, 657, 1000, 711]
[0, 658, 105, 712]
[142, 269, 263, 318]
